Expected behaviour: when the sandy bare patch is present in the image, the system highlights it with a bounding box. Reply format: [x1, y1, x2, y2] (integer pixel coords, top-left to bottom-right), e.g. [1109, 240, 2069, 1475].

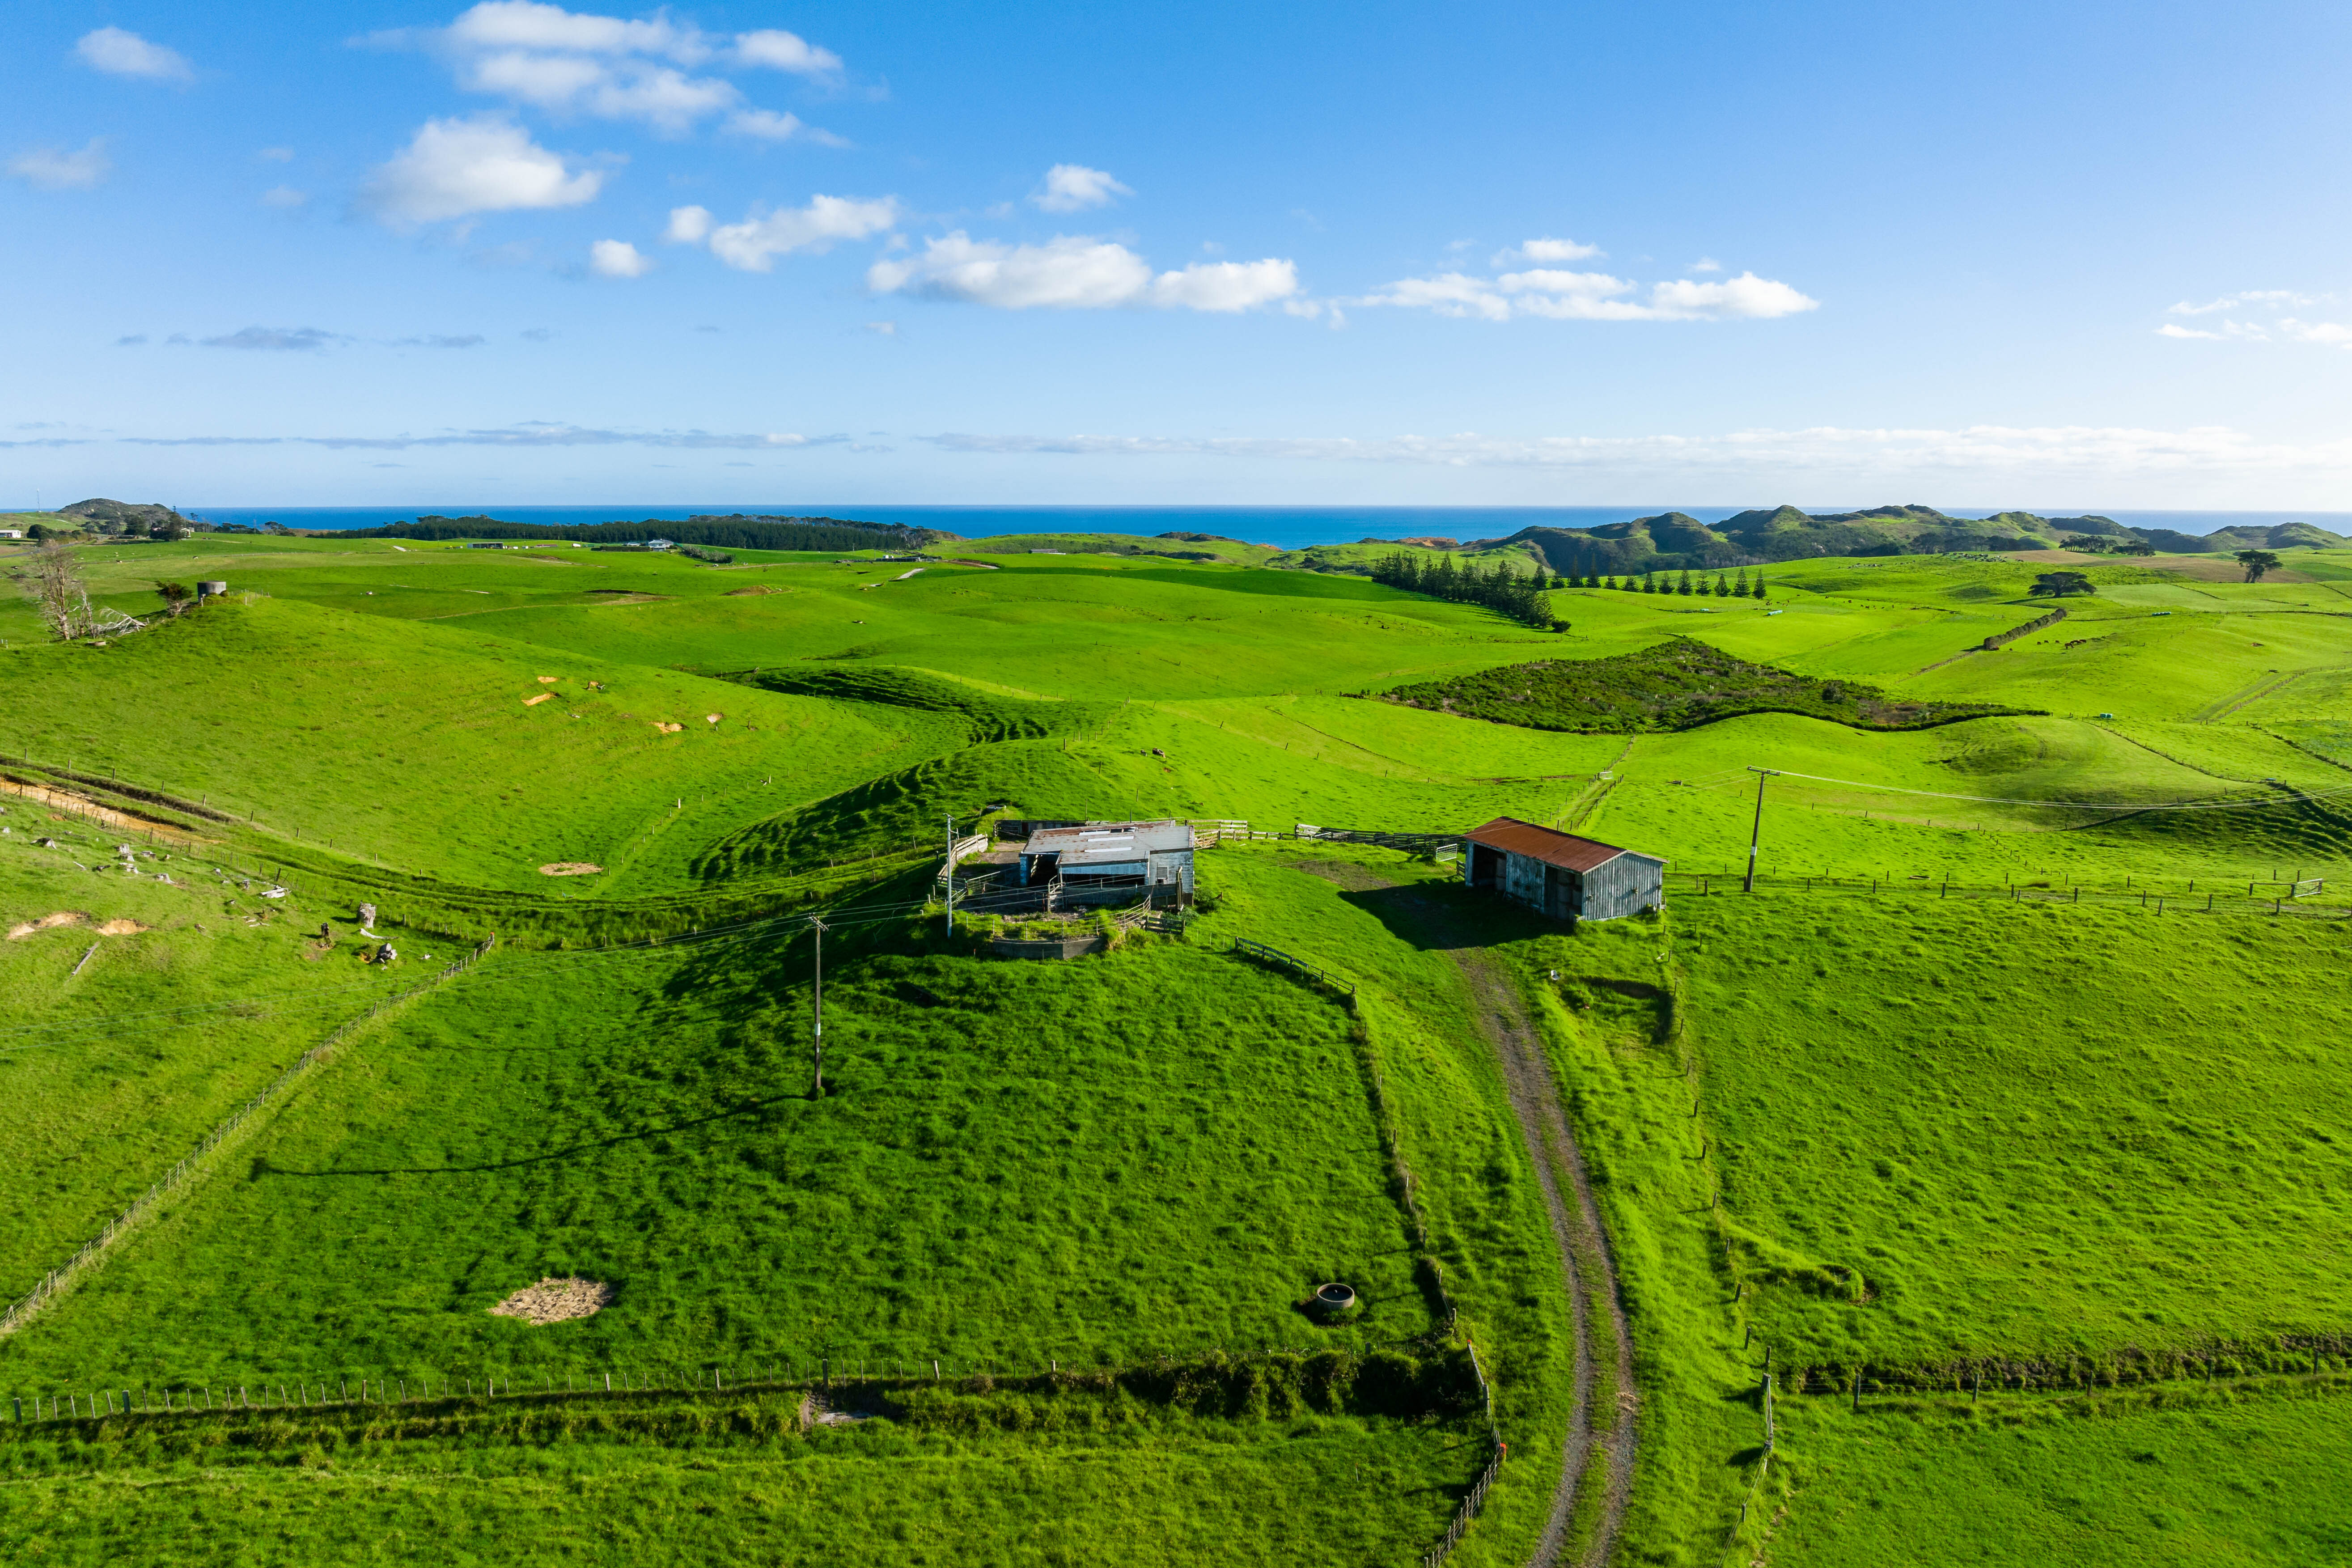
[489, 1276, 614, 1324]
[0, 779, 191, 838]
[653, 721, 683, 733]
[704, 712, 722, 725]
[522, 693, 554, 706]
[94, 919, 148, 936]
[7, 911, 89, 940]
[724, 586, 780, 596]
[538, 862, 603, 877]
[538, 675, 559, 684]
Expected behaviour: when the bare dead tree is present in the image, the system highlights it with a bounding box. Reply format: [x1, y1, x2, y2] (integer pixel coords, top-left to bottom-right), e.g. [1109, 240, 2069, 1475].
[12, 542, 146, 641]
[19, 541, 97, 641]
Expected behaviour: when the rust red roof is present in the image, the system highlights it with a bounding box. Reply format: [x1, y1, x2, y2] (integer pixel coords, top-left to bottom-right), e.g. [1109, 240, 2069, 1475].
[1464, 817, 1649, 873]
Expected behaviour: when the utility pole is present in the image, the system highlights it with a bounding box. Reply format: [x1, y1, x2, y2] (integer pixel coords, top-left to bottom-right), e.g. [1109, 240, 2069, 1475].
[1744, 767, 1779, 893]
[808, 916, 828, 1098]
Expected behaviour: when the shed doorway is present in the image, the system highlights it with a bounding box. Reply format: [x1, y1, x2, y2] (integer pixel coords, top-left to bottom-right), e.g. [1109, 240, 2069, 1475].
[1469, 843, 1504, 889]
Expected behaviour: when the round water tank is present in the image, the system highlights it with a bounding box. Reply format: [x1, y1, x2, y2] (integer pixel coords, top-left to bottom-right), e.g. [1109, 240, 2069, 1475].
[197, 581, 227, 596]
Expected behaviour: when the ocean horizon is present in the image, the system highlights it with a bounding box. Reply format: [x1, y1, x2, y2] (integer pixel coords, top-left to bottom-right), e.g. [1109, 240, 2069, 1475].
[160, 503, 2352, 550]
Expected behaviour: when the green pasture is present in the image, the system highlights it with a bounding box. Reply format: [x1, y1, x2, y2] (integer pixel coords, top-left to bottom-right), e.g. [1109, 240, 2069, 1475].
[1678, 895, 2352, 1369]
[0, 1394, 1473, 1568]
[0, 826, 449, 1302]
[0, 597, 962, 895]
[1765, 1382, 2352, 1567]
[6, 531, 2352, 1561]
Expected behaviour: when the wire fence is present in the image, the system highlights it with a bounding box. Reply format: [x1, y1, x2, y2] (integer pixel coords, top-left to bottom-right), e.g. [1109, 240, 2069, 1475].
[1670, 868, 2344, 919]
[1423, 1343, 1504, 1568]
[0, 936, 497, 1338]
[7, 1337, 1461, 1428]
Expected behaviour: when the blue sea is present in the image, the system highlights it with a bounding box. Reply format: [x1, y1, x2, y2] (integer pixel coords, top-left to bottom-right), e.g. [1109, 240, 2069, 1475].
[175, 504, 2352, 548]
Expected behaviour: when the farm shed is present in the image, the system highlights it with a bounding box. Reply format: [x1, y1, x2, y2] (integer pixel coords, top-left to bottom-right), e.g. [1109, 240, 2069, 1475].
[1462, 818, 1665, 922]
[1017, 821, 1195, 904]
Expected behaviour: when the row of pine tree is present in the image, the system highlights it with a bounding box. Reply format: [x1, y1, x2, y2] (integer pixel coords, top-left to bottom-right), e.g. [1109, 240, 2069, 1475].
[1369, 552, 1556, 627]
[1550, 567, 1770, 598]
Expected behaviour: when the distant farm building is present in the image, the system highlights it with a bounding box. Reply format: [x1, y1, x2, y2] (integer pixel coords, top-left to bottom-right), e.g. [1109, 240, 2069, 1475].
[1015, 821, 1195, 905]
[1462, 818, 1665, 922]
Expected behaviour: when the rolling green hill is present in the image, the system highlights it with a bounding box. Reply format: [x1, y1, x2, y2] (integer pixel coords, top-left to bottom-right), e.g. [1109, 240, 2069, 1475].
[4, 529, 2351, 1566]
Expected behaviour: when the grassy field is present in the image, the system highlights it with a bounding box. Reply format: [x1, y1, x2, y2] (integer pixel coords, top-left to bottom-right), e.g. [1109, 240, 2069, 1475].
[5, 530, 2351, 1562]
[1764, 1381, 2352, 1566]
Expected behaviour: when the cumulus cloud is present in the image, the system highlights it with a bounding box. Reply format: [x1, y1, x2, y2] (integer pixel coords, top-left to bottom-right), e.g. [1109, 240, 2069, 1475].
[869, 233, 1299, 312]
[200, 326, 348, 352]
[394, 3, 844, 136]
[76, 27, 192, 81]
[664, 203, 712, 242]
[2157, 323, 2221, 340]
[362, 115, 604, 225]
[590, 237, 653, 277]
[734, 29, 842, 74]
[1493, 236, 1600, 265]
[1034, 164, 1131, 213]
[724, 107, 848, 145]
[1354, 261, 1816, 322]
[7, 139, 110, 190]
[696, 195, 900, 271]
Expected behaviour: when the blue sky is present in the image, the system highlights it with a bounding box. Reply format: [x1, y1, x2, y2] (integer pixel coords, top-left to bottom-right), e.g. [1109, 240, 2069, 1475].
[7, 0, 2352, 509]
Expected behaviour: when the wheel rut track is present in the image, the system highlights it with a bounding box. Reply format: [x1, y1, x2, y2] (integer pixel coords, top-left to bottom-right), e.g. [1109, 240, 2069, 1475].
[1289, 861, 1636, 1568]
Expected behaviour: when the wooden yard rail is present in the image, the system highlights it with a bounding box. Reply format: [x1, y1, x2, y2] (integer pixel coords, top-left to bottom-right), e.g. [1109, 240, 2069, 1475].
[1224, 936, 1356, 996]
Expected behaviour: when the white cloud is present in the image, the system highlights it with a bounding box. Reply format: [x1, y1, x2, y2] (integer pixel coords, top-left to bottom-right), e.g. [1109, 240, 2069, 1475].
[701, 195, 901, 271]
[1689, 256, 1722, 272]
[723, 107, 847, 145]
[1148, 259, 1299, 312]
[589, 238, 653, 277]
[734, 29, 842, 75]
[871, 233, 1151, 308]
[76, 27, 192, 81]
[2283, 318, 2352, 346]
[445, 2, 701, 59]
[865, 321, 897, 335]
[1355, 271, 1514, 321]
[1644, 272, 1819, 320]
[2169, 290, 2314, 315]
[1034, 164, 1131, 213]
[260, 186, 308, 208]
[1493, 236, 1600, 265]
[664, 203, 712, 242]
[917, 422, 2352, 486]
[869, 232, 1299, 312]
[362, 115, 604, 225]
[6, 140, 110, 190]
[2156, 291, 2352, 349]
[1355, 262, 1815, 322]
[406, 4, 845, 135]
